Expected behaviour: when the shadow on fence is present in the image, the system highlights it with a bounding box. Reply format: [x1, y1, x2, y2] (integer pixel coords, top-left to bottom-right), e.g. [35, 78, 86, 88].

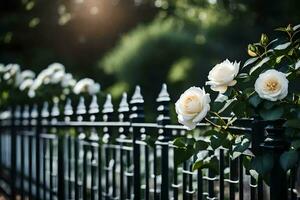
[0, 84, 299, 200]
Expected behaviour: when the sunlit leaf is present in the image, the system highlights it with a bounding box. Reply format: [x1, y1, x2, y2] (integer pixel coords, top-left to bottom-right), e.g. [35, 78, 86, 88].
[243, 57, 259, 69]
[274, 42, 291, 50]
[249, 57, 270, 75]
[276, 55, 285, 63]
[293, 24, 300, 31]
[192, 155, 218, 172]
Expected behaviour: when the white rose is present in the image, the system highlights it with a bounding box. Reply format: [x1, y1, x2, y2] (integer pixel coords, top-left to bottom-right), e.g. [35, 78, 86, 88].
[254, 69, 288, 101]
[175, 87, 211, 130]
[19, 79, 34, 91]
[51, 70, 65, 84]
[16, 70, 35, 86]
[73, 78, 100, 95]
[88, 83, 100, 95]
[295, 60, 300, 70]
[61, 73, 76, 88]
[206, 59, 240, 93]
[47, 63, 65, 72]
[0, 64, 5, 73]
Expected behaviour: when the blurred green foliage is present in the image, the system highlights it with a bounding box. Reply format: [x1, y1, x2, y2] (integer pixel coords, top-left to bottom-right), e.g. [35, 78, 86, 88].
[101, 17, 200, 99]
[100, 0, 300, 103]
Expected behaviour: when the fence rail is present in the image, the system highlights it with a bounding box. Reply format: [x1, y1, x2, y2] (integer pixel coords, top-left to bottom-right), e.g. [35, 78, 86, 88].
[0, 84, 299, 200]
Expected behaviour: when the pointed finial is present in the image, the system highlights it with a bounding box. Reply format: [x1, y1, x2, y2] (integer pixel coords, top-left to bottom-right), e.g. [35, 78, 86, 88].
[31, 104, 38, 118]
[51, 100, 60, 117]
[156, 83, 170, 102]
[156, 83, 171, 130]
[76, 96, 86, 115]
[41, 102, 49, 118]
[89, 95, 99, 114]
[14, 105, 21, 119]
[118, 92, 129, 112]
[22, 105, 30, 119]
[130, 85, 144, 104]
[64, 98, 73, 116]
[102, 94, 114, 113]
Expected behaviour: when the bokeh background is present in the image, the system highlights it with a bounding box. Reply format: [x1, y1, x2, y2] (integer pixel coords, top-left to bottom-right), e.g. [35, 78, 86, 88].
[1, 0, 300, 104]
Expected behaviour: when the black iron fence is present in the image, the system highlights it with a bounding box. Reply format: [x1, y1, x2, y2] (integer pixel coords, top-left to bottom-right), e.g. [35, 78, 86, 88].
[0, 84, 299, 200]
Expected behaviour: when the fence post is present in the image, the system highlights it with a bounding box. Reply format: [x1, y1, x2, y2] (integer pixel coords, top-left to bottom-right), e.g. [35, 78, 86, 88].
[76, 96, 87, 200]
[88, 95, 100, 200]
[156, 84, 171, 200]
[29, 104, 39, 198]
[130, 86, 144, 200]
[51, 100, 64, 200]
[251, 118, 266, 199]
[63, 97, 75, 199]
[118, 92, 130, 200]
[102, 94, 114, 200]
[10, 105, 19, 200]
[260, 120, 289, 200]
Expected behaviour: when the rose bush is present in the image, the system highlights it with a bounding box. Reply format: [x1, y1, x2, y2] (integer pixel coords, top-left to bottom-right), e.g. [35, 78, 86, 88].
[174, 24, 300, 174]
[0, 62, 101, 108]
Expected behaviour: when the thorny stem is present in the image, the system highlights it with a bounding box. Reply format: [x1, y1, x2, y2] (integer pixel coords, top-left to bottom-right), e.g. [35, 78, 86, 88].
[205, 117, 222, 129]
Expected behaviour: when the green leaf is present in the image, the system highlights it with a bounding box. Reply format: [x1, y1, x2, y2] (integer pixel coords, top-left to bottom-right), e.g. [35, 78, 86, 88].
[263, 101, 275, 109]
[250, 57, 270, 75]
[194, 140, 209, 152]
[249, 94, 261, 108]
[232, 101, 247, 117]
[174, 146, 194, 166]
[280, 150, 299, 171]
[173, 137, 195, 148]
[251, 154, 273, 175]
[249, 169, 259, 180]
[293, 24, 300, 31]
[284, 119, 300, 129]
[276, 55, 285, 63]
[259, 107, 284, 120]
[243, 88, 255, 97]
[203, 129, 219, 136]
[243, 57, 259, 69]
[196, 150, 209, 160]
[173, 137, 196, 166]
[234, 136, 251, 152]
[242, 155, 252, 171]
[274, 42, 291, 50]
[268, 38, 279, 46]
[173, 137, 186, 148]
[237, 73, 249, 79]
[211, 101, 225, 112]
[192, 155, 218, 172]
[232, 136, 251, 160]
[275, 27, 287, 32]
[210, 132, 230, 149]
